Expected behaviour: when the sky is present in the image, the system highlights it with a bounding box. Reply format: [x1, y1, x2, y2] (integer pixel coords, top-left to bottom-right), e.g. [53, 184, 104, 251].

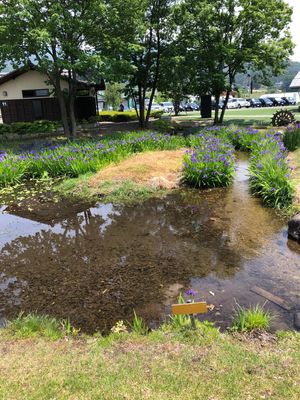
[287, 0, 300, 61]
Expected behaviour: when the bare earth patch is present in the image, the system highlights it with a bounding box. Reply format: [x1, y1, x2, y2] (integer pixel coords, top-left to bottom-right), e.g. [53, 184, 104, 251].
[89, 150, 186, 190]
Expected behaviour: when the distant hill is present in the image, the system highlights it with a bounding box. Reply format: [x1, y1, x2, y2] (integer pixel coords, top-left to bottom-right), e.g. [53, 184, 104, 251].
[235, 61, 300, 92]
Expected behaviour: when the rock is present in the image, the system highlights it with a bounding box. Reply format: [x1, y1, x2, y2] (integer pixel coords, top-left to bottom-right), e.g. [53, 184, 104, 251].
[294, 312, 300, 331]
[288, 214, 300, 242]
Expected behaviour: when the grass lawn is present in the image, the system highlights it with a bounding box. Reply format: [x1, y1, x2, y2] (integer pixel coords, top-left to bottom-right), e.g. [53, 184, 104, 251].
[0, 328, 299, 400]
[174, 106, 300, 126]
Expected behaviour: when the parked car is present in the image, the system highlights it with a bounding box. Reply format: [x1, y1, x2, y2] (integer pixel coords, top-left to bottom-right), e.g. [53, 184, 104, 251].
[184, 102, 200, 111]
[259, 98, 273, 107]
[281, 96, 296, 106]
[150, 103, 163, 111]
[249, 98, 262, 107]
[227, 99, 239, 109]
[159, 102, 174, 113]
[268, 97, 286, 107]
[234, 98, 251, 108]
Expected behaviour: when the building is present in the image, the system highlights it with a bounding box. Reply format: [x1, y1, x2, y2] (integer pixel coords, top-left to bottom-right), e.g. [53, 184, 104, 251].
[290, 71, 300, 94]
[0, 64, 105, 123]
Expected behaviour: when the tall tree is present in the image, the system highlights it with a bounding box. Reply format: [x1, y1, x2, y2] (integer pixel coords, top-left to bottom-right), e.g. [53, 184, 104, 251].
[180, 0, 294, 124]
[0, 0, 105, 137]
[100, 0, 175, 128]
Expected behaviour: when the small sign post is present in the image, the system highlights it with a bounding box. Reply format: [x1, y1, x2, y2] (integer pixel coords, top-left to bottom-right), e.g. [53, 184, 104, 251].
[172, 301, 208, 329]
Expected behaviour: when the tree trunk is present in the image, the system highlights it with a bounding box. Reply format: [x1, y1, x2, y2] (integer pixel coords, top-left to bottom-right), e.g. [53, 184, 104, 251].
[173, 99, 180, 116]
[138, 85, 146, 129]
[68, 70, 77, 138]
[214, 94, 220, 125]
[55, 78, 70, 137]
[219, 90, 230, 124]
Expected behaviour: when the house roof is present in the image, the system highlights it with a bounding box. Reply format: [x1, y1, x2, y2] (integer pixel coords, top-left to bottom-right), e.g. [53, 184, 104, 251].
[290, 71, 300, 89]
[0, 62, 105, 90]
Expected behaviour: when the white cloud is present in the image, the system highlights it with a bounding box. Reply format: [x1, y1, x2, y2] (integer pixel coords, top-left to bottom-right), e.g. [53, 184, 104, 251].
[287, 0, 300, 61]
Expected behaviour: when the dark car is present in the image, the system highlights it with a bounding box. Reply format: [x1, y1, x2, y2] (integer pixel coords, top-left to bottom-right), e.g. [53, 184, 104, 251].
[249, 98, 262, 107]
[268, 97, 286, 107]
[259, 98, 273, 107]
[282, 96, 296, 106]
[184, 102, 200, 111]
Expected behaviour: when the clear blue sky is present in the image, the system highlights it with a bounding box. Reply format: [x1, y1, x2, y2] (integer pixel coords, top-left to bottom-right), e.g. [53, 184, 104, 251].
[287, 0, 300, 61]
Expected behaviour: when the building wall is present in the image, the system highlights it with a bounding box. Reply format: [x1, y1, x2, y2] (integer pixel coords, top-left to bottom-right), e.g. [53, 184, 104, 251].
[0, 70, 69, 101]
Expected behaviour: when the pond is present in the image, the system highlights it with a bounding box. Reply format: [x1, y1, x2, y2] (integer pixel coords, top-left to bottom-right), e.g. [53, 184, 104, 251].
[0, 153, 299, 333]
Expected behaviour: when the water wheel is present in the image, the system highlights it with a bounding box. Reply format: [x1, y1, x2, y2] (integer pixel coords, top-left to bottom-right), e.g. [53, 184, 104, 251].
[271, 109, 295, 127]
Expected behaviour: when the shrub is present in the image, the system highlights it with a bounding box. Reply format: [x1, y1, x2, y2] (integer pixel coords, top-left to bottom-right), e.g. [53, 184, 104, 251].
[0, 120, 58, 135]
[152, 118, 173, 133]
[249, 134, 294, 209]
[150, 110, 164, 119]
[283, 124, 300, 151]
[231, 304, 272, 332]
[0, 123, 11, 135]
[90, 111, 138, 123]
[183, 133, 235, 188]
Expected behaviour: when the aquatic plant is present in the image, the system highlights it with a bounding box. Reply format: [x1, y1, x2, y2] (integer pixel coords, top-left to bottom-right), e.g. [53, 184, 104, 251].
[248, 134, 294, 209]
[231, 303, 272, 332]
[130, 311, 148, 335]
[183, 133, 235, 188]
[283, 123, 300, 151]
[5, 312, 78, 339]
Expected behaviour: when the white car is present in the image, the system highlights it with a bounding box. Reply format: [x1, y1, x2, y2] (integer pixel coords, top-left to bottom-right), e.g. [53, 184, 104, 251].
[150, 103, 163, 111]
[227, 99, 239, 109]
[159, 102, 174, 113]
[235, 98, 250, 108]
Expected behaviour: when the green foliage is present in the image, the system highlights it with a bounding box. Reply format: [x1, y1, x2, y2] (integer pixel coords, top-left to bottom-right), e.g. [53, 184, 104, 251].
[130, 311, 148, 335]
[283, 125, 300, 151]
[150, 110, 164, 119]
[0, 132, 186, 187]
[231, 304, 272, 332]
[90, 111, 138, 123]
[183, 131, 235, 188]
[104, 83, 124, 110]
[248, 134, 294, 209]
[98, 180, 163, 205]
[0, 120, 58, 135]
[169, 293, 192, 330]
[5, 313, 79, 339]
[152, 118, 173, 133]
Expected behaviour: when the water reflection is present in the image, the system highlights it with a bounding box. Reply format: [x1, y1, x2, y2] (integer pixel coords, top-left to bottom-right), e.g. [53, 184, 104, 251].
[0, 155, 299, 333]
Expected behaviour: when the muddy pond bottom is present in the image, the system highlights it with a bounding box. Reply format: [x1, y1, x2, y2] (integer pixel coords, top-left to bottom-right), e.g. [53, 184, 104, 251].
[0, 154, 299, 333]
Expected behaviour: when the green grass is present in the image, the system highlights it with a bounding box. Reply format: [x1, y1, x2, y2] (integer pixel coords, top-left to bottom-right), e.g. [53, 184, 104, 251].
[0, 316, 299, 399]
[231, 304, 272, 332]
[3, 312, 79, 340]
[174, 106, 300, 125]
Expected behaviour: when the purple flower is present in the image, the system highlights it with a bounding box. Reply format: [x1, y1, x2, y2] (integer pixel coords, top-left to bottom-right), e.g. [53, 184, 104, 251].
[186, 289, 196, 297]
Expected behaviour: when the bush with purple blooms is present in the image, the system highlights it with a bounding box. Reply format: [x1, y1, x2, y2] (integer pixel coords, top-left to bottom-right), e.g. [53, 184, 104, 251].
[183, 133, 235, 188]
[0, 132, 186, 187]
[283, 123, 300, 151]
[249, 133, 294, 209]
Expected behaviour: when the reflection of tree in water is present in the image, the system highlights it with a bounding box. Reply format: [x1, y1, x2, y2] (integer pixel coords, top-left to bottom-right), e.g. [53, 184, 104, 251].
[0, 192, 279, 333]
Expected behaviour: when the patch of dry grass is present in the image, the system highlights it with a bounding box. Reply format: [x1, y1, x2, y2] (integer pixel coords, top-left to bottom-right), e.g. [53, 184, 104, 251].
[89, 150, 185, 190]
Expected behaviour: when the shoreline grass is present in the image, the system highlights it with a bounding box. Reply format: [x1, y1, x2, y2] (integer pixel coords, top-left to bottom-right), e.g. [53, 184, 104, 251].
[0, 312, 299, 399]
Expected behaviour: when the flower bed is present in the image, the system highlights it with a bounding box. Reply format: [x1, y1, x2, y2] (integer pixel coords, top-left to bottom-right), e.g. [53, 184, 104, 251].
[0, 132, 186, 187]
[182, 133, 235, 188]
[248, 134, 294, 209]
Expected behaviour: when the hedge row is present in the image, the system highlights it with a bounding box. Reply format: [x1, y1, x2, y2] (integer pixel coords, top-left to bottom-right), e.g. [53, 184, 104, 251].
[89, 110, 164, 123]
[0, 120, 59, 135]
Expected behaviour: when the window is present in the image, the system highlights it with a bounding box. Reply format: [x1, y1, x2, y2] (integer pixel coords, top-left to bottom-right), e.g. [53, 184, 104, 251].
[22, 89, 49, 98]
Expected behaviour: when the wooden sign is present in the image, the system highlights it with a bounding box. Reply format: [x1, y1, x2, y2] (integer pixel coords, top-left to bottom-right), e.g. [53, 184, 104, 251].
[172, 302, 207, 315]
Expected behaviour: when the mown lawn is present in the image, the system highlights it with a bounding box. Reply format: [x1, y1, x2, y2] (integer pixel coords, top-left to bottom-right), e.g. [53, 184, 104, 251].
[0, 329, 299, 400]
[174, 106, 300, 126]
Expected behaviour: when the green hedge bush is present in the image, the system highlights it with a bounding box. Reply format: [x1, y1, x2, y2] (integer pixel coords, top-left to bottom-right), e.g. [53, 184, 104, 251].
[89, 110, 164, 123]
[0, 120, 59, 135]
